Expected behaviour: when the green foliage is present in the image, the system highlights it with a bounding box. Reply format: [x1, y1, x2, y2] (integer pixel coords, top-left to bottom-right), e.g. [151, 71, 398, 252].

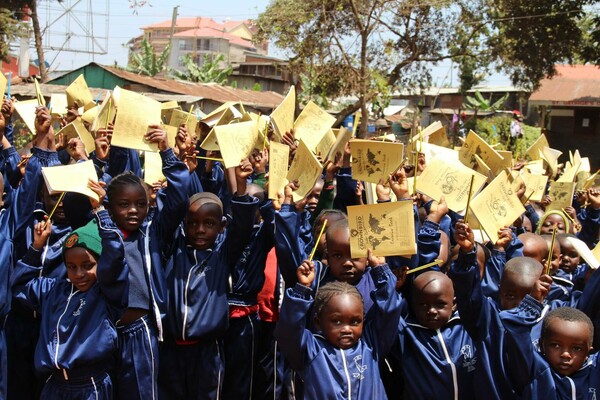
[463, 114, 541, 160]
[464, 91, 509, 112]
[487, 0, 589, 90]
[0, 8, 27, 62]
[576, 13, 600, 64]
[170, 53, 232, 85]
[252, 82, 262, 91]
[127, 38, 170, 77]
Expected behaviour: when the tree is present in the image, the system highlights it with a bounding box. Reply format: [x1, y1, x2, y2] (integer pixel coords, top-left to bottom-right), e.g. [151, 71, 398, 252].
[255, 0, 596, 134]
[0, 8, 26, 63]
[486, 0, 591, 89]
[255, 0, 495, 134]
[127, 38, 170, 77]
[170, 53, 232, 84]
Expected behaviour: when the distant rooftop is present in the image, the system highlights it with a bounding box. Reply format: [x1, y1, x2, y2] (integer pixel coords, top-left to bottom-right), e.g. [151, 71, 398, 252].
[530, 64, 600, 103]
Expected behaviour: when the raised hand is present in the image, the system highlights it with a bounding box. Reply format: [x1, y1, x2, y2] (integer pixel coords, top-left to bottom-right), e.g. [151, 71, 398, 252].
[454, 220, 475, 253]
[297, 260, 315, 287]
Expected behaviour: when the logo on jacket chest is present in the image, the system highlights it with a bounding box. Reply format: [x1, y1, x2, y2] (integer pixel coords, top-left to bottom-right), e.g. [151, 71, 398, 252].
[352, 355, 368, 380]
[460, 345, 477, 372]
[72, 299, 86, 316]
[590, 388, 597, 400]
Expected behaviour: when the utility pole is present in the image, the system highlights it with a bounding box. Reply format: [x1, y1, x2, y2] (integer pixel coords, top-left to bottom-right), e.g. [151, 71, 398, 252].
[169, 6, 179, 38]
[167, 5, 179, 78]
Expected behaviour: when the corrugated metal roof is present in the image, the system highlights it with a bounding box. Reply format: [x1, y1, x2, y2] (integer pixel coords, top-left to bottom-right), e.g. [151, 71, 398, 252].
[10, 82, 203, 103]
[529, 65, 600, 102]
[48, 63, 284, 109]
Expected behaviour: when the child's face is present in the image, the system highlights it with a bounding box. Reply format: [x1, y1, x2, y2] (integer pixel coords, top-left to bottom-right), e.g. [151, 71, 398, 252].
[412, 274, 455, 330]
[108, 185, 148, 232]
[305, 181, 323, 214]
[315, 214, 346, 259]
[547, 243, 562, 276]
[326, 227, 366, 285]
[43, 189, 67, 225]
[315, 293, 363, 349]
[559, 240, 580, 273]
[540, 214, 566, 234]
[184, 203, 225, 250]
[499, 270, 536, 310]
[64, 247, 98, 292]
[542, 318, 592, 376]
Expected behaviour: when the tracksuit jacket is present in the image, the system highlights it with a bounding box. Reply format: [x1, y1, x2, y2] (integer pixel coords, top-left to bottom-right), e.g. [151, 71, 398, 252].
[394, 310, 477, 400]
[10, 221, 128, 377]
[275, 265, 401, 400]
[0, 147, 55, 317]
[227, 200, 275, 308]
[448, 248, 531, 400]
[163, 193, 259, 341]
[500, 295, 600, 400]
[96, 148, 190, 340]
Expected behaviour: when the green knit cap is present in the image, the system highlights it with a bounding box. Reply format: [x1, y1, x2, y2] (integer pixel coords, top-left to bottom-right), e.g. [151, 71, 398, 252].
[62, 220, 102, 258]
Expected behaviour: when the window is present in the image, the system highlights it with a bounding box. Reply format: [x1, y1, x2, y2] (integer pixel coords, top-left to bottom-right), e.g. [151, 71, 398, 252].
[179, 40, 186, 50]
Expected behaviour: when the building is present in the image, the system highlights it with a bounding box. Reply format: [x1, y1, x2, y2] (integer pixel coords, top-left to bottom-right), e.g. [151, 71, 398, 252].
[128, 17, 290, 94]
[528, 65, 600, 163]
[45, 62, 284, 114]
[1, 54, 40, 78]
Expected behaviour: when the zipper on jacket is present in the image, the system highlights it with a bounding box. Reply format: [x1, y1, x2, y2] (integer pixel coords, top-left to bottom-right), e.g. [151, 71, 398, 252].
[182, 252, 209, 341]
[566, 376, 576, 400]
[54, 285, 79, 371]
[436, 329, 458, 400]
[340, 349, 352, 400]
[143, 222, 163, 340]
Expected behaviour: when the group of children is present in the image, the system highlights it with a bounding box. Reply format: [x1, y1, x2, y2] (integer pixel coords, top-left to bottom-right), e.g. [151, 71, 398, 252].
[0, 94, 599, 400]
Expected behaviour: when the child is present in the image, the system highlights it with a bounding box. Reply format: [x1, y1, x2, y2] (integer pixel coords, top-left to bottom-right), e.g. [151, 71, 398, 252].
[556, 233, 588, 284]
[222, 184, 276, 400]
[159, 159, 258, 399]
[392, 270, 478, 399]
[502, 305, 600, 399]
[536, 210, 570, 235]
[11, 183, 127, 399]
[96, 125, 190, 399]
[448, 220, 549, 399]
[275, 251, 401, 399]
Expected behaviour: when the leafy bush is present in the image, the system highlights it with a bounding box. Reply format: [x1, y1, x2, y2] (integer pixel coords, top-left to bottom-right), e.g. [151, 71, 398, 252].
[463, 115, 541, 160]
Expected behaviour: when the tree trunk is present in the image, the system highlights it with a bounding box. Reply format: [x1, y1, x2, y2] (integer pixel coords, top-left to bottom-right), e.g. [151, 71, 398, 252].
[29, 1, 47, 81]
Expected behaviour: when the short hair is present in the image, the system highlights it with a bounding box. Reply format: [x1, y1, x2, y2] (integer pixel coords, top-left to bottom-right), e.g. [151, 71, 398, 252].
[314, 281, 363, 318]
[542, 307, 593, 345]
[503, 257, 544, 277]
[325, 218, 349, 243]
[518, 233, 548, 260]
[106, 172, 146, 205]
[314, 209, 347, 238]
[188, 192, 223, 215]
[557, 233, 577, 246]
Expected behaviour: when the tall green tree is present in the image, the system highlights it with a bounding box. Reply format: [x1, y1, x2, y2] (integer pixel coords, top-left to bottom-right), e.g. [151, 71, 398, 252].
[170, 53, 232, 84]
[255, 0, 596, 133]
[127, 38, 170, 77]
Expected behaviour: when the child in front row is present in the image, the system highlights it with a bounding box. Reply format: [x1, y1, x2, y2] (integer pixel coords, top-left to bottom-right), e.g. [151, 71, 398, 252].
[275, 250, 401, 399]
[11, 183, 127, 399]
[499, 303, 600, 399]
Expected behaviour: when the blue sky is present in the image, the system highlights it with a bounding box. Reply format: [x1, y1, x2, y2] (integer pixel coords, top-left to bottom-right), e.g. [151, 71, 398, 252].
[34, 0, 510, 86]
